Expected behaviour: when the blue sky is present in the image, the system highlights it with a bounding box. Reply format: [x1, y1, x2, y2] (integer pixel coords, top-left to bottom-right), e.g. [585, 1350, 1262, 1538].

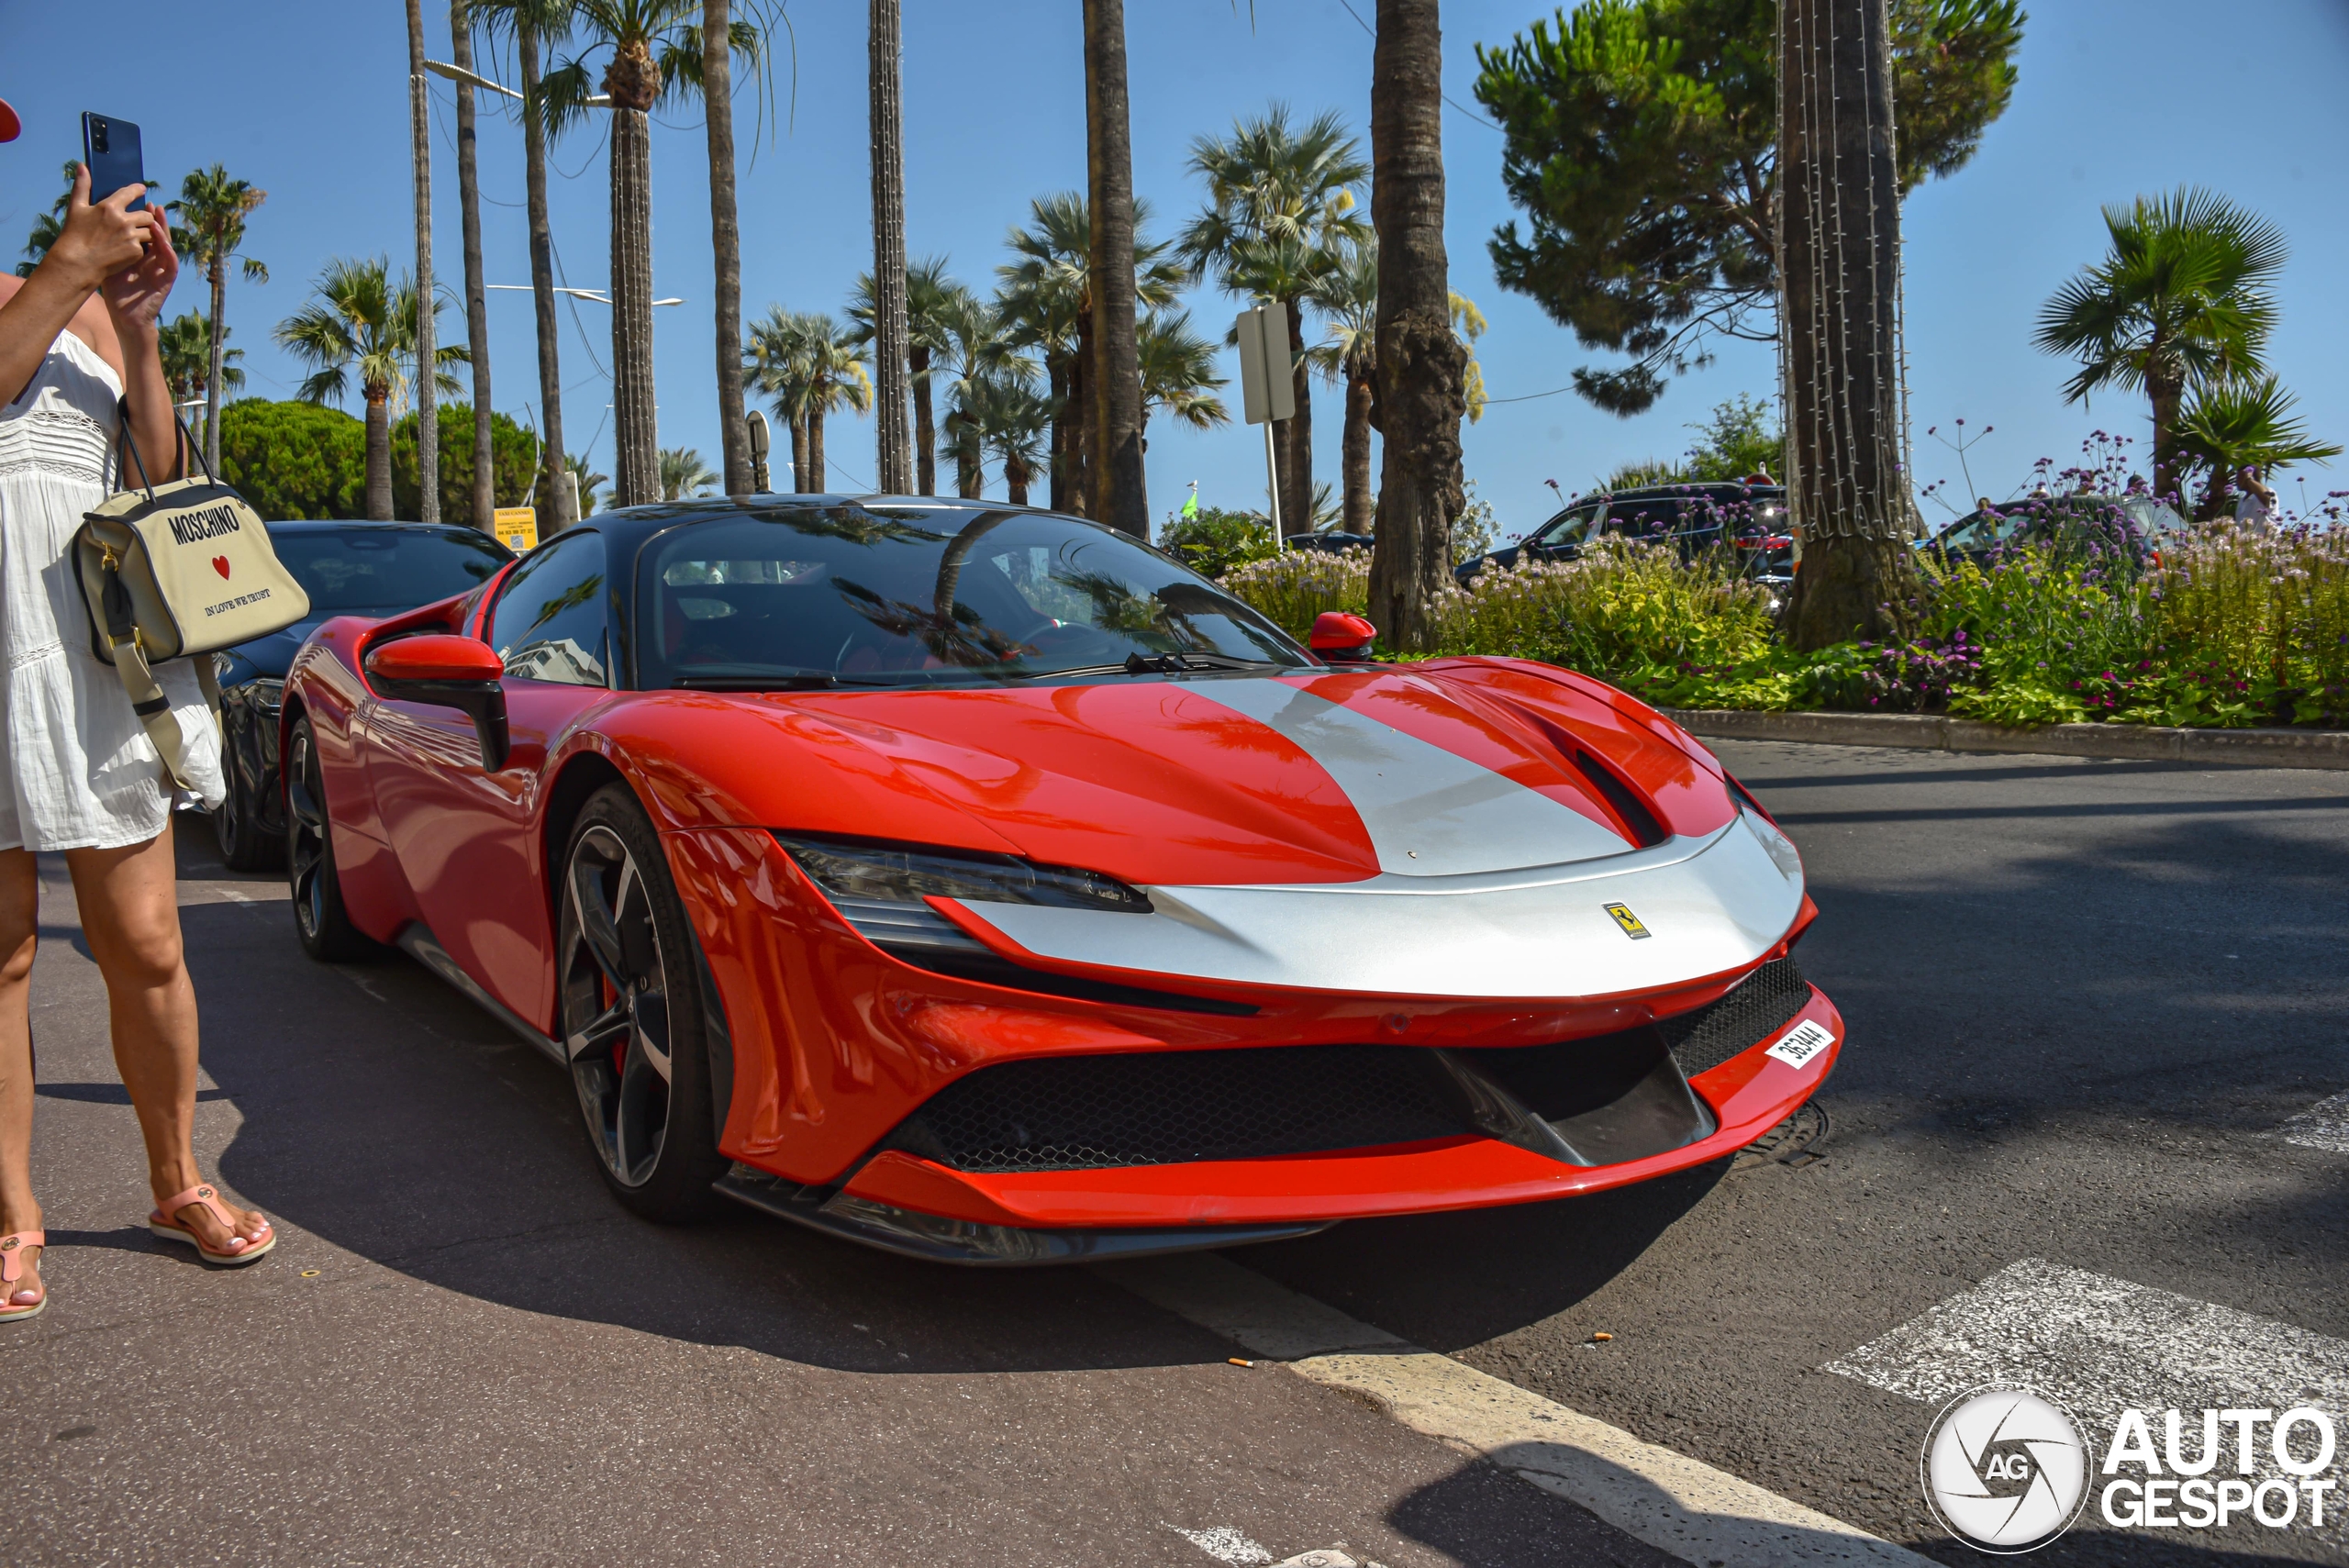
[7, 0, 2346, 537]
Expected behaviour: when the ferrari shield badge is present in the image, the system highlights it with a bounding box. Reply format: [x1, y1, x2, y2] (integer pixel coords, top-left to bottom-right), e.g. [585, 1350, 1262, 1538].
[1604, 902, 1651, 940]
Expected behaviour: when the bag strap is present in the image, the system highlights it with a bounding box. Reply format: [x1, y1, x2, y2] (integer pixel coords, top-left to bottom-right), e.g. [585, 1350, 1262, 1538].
[112, 396, 203, 500]
[95, 550, 213, 793]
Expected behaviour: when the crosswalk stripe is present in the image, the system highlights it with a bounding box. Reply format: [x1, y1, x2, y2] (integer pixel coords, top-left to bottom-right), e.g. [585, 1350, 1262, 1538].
[2280, 1091, 2349, 1153]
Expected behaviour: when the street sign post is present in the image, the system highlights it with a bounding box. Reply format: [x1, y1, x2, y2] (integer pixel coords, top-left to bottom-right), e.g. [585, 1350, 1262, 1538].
[1234, 303, 1295, 548]
[493, 506, 539, 554]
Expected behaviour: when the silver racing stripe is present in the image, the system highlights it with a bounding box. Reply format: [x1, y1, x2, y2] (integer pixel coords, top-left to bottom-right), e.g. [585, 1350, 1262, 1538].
[1196, 678, 1629, 876]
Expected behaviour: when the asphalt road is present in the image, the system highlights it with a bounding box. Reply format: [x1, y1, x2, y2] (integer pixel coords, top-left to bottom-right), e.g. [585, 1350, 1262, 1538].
[1244, 741, 2349, 1566]
[1, 827, 1666, 1568]
[6, 741, 2344, 1567]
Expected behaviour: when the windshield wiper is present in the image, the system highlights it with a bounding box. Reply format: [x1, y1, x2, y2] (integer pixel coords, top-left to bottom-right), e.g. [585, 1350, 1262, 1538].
[673, 670, 868, 691]
[1007, 651, 1296, 681]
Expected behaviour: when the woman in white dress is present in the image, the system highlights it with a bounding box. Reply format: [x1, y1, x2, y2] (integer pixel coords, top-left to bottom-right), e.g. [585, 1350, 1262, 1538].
[0, 156, 276, 1321]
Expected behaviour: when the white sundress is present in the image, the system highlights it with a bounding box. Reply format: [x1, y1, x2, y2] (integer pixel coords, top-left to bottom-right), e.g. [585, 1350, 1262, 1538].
[0, 328, 224, 852]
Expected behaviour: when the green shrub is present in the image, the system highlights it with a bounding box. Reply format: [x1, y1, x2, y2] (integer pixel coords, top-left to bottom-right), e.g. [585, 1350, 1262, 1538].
[1220, 546, 1372, 640]
[218, 398, 367, 518]
[392, 404, 542, 520]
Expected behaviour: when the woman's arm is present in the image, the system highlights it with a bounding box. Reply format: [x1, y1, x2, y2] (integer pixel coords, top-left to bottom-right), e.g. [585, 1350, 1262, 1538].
[100, 205, 184, 483]
[0, 165, 153, 411]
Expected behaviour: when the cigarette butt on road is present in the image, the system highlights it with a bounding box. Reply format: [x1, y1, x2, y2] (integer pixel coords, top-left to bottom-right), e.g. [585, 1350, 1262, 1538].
[1228, 1357, 1254, 1367]
[1591, 1331, 1613, 1342]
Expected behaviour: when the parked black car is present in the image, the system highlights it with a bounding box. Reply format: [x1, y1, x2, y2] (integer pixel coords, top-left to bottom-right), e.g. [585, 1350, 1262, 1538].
[1286, 529, 1377, 555]
[208, 520, 513, 869]
[1454, 481, 1793, 586]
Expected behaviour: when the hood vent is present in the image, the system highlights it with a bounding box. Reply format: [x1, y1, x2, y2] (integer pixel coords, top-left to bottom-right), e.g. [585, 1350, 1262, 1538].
[1568, 748, 1668, 849]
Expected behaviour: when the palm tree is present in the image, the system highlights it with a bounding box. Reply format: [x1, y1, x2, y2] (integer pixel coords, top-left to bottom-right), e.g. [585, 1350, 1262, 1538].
[1178, 105, 1369, 536]
[935, 293, 1022, 499]
[996, 193, 1184, 515]
[568, 451, 609, 515]
[541, 0, 763, 506]
[658, 445, 720, 499]
[744, 307, 870, 492]
[158, 313, 245, 453]
[851, 256, 964, 495]
[2036, 188, 2287, 505]
[167, 165, 269, 477]
[1364, 0, 1466, 651]
[14, 162, 76, 279]
[448, 2, 497, 530]
[276, 257, 467, 520]
[868, 0, 913, 493]
[960, 366, 1052, 506]
[1306, 239, 1376, 533]
[468, 0, 576, 528]
[1137, 309, 1230, 446]
[1082, 0, 1146, 535]
[405, 0, 441, 522]
[703, 0, 751, 495]
[2173, 375, 2340, 518]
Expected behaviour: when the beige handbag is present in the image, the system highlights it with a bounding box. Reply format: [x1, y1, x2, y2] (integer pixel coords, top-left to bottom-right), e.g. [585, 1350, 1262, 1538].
[75, 406, 309, 789]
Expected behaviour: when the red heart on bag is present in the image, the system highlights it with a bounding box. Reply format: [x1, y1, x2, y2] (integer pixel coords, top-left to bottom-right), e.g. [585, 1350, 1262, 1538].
[212, 556, 231, 579]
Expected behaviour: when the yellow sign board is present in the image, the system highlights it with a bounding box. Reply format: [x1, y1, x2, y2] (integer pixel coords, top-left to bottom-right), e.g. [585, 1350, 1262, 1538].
[493, 506, 539, 555]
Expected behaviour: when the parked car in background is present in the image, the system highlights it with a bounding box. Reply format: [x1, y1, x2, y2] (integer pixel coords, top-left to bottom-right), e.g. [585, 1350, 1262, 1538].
[208, 521, 513, 869]
[1920, 492, 2188, 571]
[1455, 481, 1793, 588]
[1286, 529, 1377, 556]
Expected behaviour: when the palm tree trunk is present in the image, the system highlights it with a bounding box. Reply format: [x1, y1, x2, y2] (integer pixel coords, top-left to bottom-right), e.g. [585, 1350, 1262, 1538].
[1364, 0, 1467, 652]
[1779, 0, 1918, 650]
[1283, 297, 1314, 536]
[365, 389, 395, 521]
[910, 346, 937, 494]
[1046, 352, 1071, 511]
[808, 404, 827, 492]
[205, 261, 226, 477]
[608, 104, 659, 507]
[1082, 0, 1147, 537]
[1342, 363, 1375, 532]
[788, 411, 807, 491]
[869, 0, 913, 493]
[1064, 339, 1092, 515]
[519, 20, 571, 530]
[451, 3, 495, 529]
[705, 0, 751, 496]
[406, 0, 440, 522]
[2149, 355, 2182, 506]
[1007, 456, 1031, 506]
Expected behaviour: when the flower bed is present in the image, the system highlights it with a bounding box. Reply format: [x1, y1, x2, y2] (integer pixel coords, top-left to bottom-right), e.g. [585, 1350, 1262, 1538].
[1219, 523, 2349, 730]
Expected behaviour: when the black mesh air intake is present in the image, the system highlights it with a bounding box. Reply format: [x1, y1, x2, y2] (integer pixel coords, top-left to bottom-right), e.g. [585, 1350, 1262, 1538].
[888, 1044, 1471, 1173]
[1659, 956, 1813, 1079]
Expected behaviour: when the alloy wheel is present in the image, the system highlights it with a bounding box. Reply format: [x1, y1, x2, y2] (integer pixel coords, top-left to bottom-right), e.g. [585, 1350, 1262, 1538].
[562, 825, 674, 1189]
[285, 728, 330, 943]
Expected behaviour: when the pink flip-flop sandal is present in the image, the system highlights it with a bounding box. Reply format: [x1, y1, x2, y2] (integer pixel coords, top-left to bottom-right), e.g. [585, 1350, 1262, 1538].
[0, 1230, 44, 1320]
[149, 1184, 274, 1266]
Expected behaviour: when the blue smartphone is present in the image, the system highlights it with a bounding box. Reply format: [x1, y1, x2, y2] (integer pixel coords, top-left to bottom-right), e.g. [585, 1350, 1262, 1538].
[80, 112, 147, 212]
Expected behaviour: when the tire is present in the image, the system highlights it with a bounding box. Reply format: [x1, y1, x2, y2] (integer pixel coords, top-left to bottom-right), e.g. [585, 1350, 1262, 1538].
[213, 729, 283, 873]
[284, 717, 385, 962]
[556, 783, 727, 1222]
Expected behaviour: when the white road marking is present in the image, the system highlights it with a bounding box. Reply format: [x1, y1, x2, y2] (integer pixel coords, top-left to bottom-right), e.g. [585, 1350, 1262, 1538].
[1167, 1524, 1275, 1564]
[2280, 1091, 2349, 1154]
[1109, 1255, 1930, 1568]
[1825, 1256, 2349, 1426]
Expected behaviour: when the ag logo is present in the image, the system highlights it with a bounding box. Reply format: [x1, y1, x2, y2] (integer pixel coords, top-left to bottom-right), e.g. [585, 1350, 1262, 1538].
[1921, 1385, 2088, 1553]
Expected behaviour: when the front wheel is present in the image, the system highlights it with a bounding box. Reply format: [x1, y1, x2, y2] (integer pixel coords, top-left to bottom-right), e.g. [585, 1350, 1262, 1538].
[284, 717, 384, 962]
[557, 784, 727, 1221]
[213, 725, 283, 873]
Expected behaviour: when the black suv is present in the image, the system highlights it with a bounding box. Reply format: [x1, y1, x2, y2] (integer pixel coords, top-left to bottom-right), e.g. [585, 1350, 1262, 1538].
[1454, 482, 1792, 585]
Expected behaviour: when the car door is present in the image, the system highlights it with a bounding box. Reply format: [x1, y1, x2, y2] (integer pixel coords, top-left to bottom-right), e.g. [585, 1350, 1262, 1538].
[368, 529, 614, 1027]
[1525, 502, 1604, 562]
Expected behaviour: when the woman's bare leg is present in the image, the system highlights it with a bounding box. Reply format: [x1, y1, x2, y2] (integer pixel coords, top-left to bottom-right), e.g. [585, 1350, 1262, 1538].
[65, 820, 267, 1254]
[0, 848, 42, 1307]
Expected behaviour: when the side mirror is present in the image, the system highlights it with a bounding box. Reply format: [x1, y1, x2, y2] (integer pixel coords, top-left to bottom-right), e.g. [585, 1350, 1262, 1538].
[364, 634, 510, 771]
[1309, 610, 1377, 663]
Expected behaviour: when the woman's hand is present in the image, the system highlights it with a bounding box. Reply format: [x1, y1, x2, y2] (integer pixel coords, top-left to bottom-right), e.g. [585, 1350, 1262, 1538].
[41, 164, 155, 297]
[101, 206, 179, 336]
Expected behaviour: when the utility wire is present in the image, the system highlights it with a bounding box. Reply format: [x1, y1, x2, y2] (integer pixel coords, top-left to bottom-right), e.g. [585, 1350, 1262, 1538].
[1330, 0, 1500, 131]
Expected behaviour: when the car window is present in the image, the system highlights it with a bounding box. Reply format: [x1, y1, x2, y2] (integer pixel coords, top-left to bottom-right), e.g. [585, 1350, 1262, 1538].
[1607, 497, 1681, 536]
[488, 531, 608, 686]
[637, 506, 1309, 689]
[1529, 503, 1602, 549]
[268, 527, 508, 614]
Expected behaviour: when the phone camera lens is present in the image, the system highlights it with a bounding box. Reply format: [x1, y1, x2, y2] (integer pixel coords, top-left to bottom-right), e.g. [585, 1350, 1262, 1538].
[93, 126, 109, 153]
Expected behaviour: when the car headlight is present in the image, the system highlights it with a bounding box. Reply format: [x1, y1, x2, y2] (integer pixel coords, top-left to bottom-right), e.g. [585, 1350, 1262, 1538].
[775, 833, 1151, 951]
[1736, 795, 1802, 882]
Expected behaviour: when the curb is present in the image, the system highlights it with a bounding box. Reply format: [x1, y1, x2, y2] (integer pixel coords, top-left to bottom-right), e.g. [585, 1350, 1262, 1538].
[1662, 708, 2349, 770]
[1100, 1254, 1933, 1568]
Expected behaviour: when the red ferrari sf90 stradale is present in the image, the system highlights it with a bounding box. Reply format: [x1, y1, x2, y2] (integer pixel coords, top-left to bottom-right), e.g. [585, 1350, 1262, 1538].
[279, 497, 1839, 1262]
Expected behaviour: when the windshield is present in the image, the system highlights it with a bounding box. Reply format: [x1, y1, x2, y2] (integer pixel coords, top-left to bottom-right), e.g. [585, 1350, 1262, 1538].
[270, 527, 509, 614]
[635, 506, 1311, 688]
